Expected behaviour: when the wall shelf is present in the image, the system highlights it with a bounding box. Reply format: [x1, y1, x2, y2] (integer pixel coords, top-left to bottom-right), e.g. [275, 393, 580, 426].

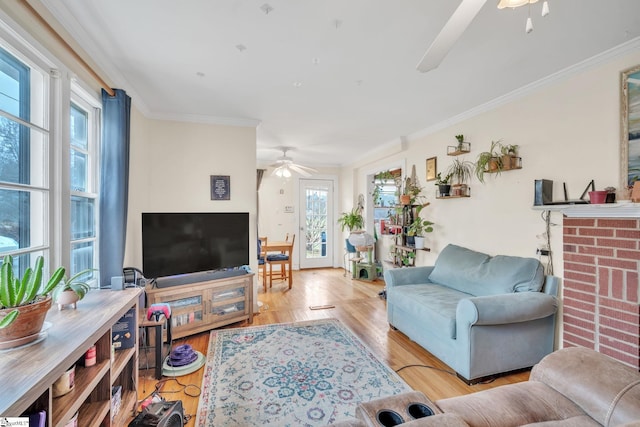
[436, 195, 470, 199]
[447, 142, 471, 156]
[532, 202, 640, 217]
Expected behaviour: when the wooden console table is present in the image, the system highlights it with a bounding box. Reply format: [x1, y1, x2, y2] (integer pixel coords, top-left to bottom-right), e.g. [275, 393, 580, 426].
[0, 288, 141, 427]
[145, 273, 254, 340]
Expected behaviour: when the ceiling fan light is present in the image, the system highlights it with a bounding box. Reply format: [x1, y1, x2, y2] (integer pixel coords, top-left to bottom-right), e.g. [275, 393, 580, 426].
[497, 0, 537, 9]
[282, 168, 291, 178]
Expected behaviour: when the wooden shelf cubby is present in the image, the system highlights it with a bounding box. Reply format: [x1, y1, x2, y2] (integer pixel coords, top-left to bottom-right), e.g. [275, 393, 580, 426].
[0, 288, 141, 427]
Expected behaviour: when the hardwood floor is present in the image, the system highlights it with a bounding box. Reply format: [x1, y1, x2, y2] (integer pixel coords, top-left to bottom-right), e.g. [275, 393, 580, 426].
[136, 268, 529, 424]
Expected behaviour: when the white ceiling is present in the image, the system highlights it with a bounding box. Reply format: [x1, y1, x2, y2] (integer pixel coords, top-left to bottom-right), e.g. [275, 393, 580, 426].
[41, 0, 640, 168]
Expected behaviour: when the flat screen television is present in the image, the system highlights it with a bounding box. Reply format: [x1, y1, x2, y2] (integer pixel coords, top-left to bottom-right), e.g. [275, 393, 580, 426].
[142, 212, 249, 280]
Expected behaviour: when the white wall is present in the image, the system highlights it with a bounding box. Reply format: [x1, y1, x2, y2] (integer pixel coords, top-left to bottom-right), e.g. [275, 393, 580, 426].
[258, 166, 340, 268]
[124, 112, 258, 302]
[341, 48, 640, 347]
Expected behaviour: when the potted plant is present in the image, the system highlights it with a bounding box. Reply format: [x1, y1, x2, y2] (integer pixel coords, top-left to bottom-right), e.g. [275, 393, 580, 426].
[406, 218, 434, 249]
[372, 170, 395, 206]
[500, 144, 519, 170]
[455, 134, 465, 151]
[0, 255, 65, 347]
[53, 269, 95, 310]
[337, 207, 364, 232]
[435, 172, 453, 197]
[446, 158, 473, 196]
[474, 140, 503, 183]
[400, 251, 416, 267]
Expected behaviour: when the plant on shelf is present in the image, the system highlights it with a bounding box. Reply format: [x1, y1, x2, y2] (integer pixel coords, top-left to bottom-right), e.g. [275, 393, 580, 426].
[0, 255, 65, 347]
[400, 172, 423, 205]
[400, 251, 416, 267]
[372, 170, 396, 206]
[406, 203, 435, 249]
[337, 207, 364, 232]
[474, 140, 503, 184]
[52, 269, 95, 310]
[435, 172, 453, 197]
[446, 158, 473, 196]
[455, 134, 465, 151]
[500, 144, 519, 170]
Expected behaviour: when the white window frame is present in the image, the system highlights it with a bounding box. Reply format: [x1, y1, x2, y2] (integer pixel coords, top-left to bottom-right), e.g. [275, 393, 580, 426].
[0, 11, 101, 283]
[69, 83, 101, 278]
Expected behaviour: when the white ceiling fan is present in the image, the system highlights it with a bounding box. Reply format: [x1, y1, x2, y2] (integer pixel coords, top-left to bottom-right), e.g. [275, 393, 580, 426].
[416, 0, 547, 73]
[270, 147, 317, 178]
[416, 0, 488, 73]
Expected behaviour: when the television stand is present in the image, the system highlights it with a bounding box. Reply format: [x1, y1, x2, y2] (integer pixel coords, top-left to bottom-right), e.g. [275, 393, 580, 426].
[145, 273, 254, 340]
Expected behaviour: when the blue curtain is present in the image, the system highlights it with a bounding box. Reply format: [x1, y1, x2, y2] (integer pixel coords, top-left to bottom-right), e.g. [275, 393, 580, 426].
[99, 88, 131, 287]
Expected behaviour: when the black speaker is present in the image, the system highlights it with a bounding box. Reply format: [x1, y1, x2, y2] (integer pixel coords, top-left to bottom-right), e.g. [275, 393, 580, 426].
[534, 179, 553, 206]
[128, 400, 184, 427]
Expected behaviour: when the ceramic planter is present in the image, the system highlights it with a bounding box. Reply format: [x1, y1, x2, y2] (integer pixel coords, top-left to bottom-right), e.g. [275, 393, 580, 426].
[438, 184, 451, 197]
[56, 290, 80, 310]
[0, 296, 52, 348]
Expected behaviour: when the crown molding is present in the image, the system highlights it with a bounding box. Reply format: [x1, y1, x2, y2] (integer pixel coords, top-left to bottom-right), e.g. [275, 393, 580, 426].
[408, 36, 640, 142]
[148, 111, 261, 128]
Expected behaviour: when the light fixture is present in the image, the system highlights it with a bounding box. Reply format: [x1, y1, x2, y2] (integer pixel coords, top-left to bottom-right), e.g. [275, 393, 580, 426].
[497, 0, 538, 9]
[497, 0, 550, 34]
[273, 166, 292, 178]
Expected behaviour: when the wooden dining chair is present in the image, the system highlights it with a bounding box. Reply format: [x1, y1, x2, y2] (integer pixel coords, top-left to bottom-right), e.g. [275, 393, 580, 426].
[258, 236, 268, 292]
[266, 234, 295, 289]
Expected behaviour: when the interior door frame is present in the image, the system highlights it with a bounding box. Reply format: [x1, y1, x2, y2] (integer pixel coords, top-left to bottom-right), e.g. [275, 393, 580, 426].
[294, 174, 339, 269]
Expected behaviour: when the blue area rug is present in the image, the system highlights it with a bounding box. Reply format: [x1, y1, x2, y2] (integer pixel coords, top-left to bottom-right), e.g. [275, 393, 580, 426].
[196, 319, 410, 426]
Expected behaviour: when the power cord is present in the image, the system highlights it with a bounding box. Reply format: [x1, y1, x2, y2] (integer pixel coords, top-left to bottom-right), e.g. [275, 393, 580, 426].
[540, 210, 554, 275]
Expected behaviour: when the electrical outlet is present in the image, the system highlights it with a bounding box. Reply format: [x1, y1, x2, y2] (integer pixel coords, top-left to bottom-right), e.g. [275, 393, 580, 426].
[536, 248, 550, 256]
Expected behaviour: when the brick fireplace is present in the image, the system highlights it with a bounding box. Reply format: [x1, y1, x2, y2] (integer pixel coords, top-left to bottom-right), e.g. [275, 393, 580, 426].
[562, 205, 640, 369]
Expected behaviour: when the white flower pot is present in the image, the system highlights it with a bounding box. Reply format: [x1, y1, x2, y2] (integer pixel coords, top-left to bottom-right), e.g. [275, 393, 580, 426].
[414, 236, 425, 249]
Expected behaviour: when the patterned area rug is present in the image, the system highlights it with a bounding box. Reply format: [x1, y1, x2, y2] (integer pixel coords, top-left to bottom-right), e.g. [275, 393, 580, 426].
[196, 319, 410, 426]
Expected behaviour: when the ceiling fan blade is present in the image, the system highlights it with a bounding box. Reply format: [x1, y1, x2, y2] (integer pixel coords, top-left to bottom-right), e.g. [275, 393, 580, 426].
[288, 164, 314, 177]
[416, 0, 488, 73]
[291, 163, 317, 173]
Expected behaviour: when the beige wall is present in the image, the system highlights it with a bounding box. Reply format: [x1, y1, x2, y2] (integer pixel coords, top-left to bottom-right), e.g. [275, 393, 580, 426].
[124, 112, 258, 299]
[342, 49, 640, 347]
[258, 167, 341, 269]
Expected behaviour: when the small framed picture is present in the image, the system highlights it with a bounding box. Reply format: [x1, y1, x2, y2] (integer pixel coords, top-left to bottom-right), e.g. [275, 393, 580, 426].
[426, 157, 437, 181]
[210, 175, 230, 200]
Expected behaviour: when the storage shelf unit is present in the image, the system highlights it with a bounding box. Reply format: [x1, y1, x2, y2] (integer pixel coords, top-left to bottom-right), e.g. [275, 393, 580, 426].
[0, 288, 141, 427]
[145, 273, 254, 340]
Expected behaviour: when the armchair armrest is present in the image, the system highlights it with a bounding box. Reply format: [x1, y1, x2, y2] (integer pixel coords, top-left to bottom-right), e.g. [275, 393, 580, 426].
[383, 266, 434, 288]
[457, 292, 558, 327]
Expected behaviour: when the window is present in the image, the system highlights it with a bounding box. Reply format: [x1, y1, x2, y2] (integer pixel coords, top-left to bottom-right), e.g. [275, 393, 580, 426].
[70, 99, 98, 277]
[372, 169, 401, 235]
[0, 45, 48, 275]
[0, 26, 101, 284]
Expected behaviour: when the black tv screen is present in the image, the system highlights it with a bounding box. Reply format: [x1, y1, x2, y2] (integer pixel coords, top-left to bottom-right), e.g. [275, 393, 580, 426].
[142, 212, 249, 279]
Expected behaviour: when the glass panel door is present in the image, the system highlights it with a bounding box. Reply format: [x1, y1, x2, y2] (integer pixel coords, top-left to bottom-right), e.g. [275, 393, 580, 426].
[299, 179, 333, 269]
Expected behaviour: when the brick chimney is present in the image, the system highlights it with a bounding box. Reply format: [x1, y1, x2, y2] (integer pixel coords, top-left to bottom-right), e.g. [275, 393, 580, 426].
[561, 205, 639, 369]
